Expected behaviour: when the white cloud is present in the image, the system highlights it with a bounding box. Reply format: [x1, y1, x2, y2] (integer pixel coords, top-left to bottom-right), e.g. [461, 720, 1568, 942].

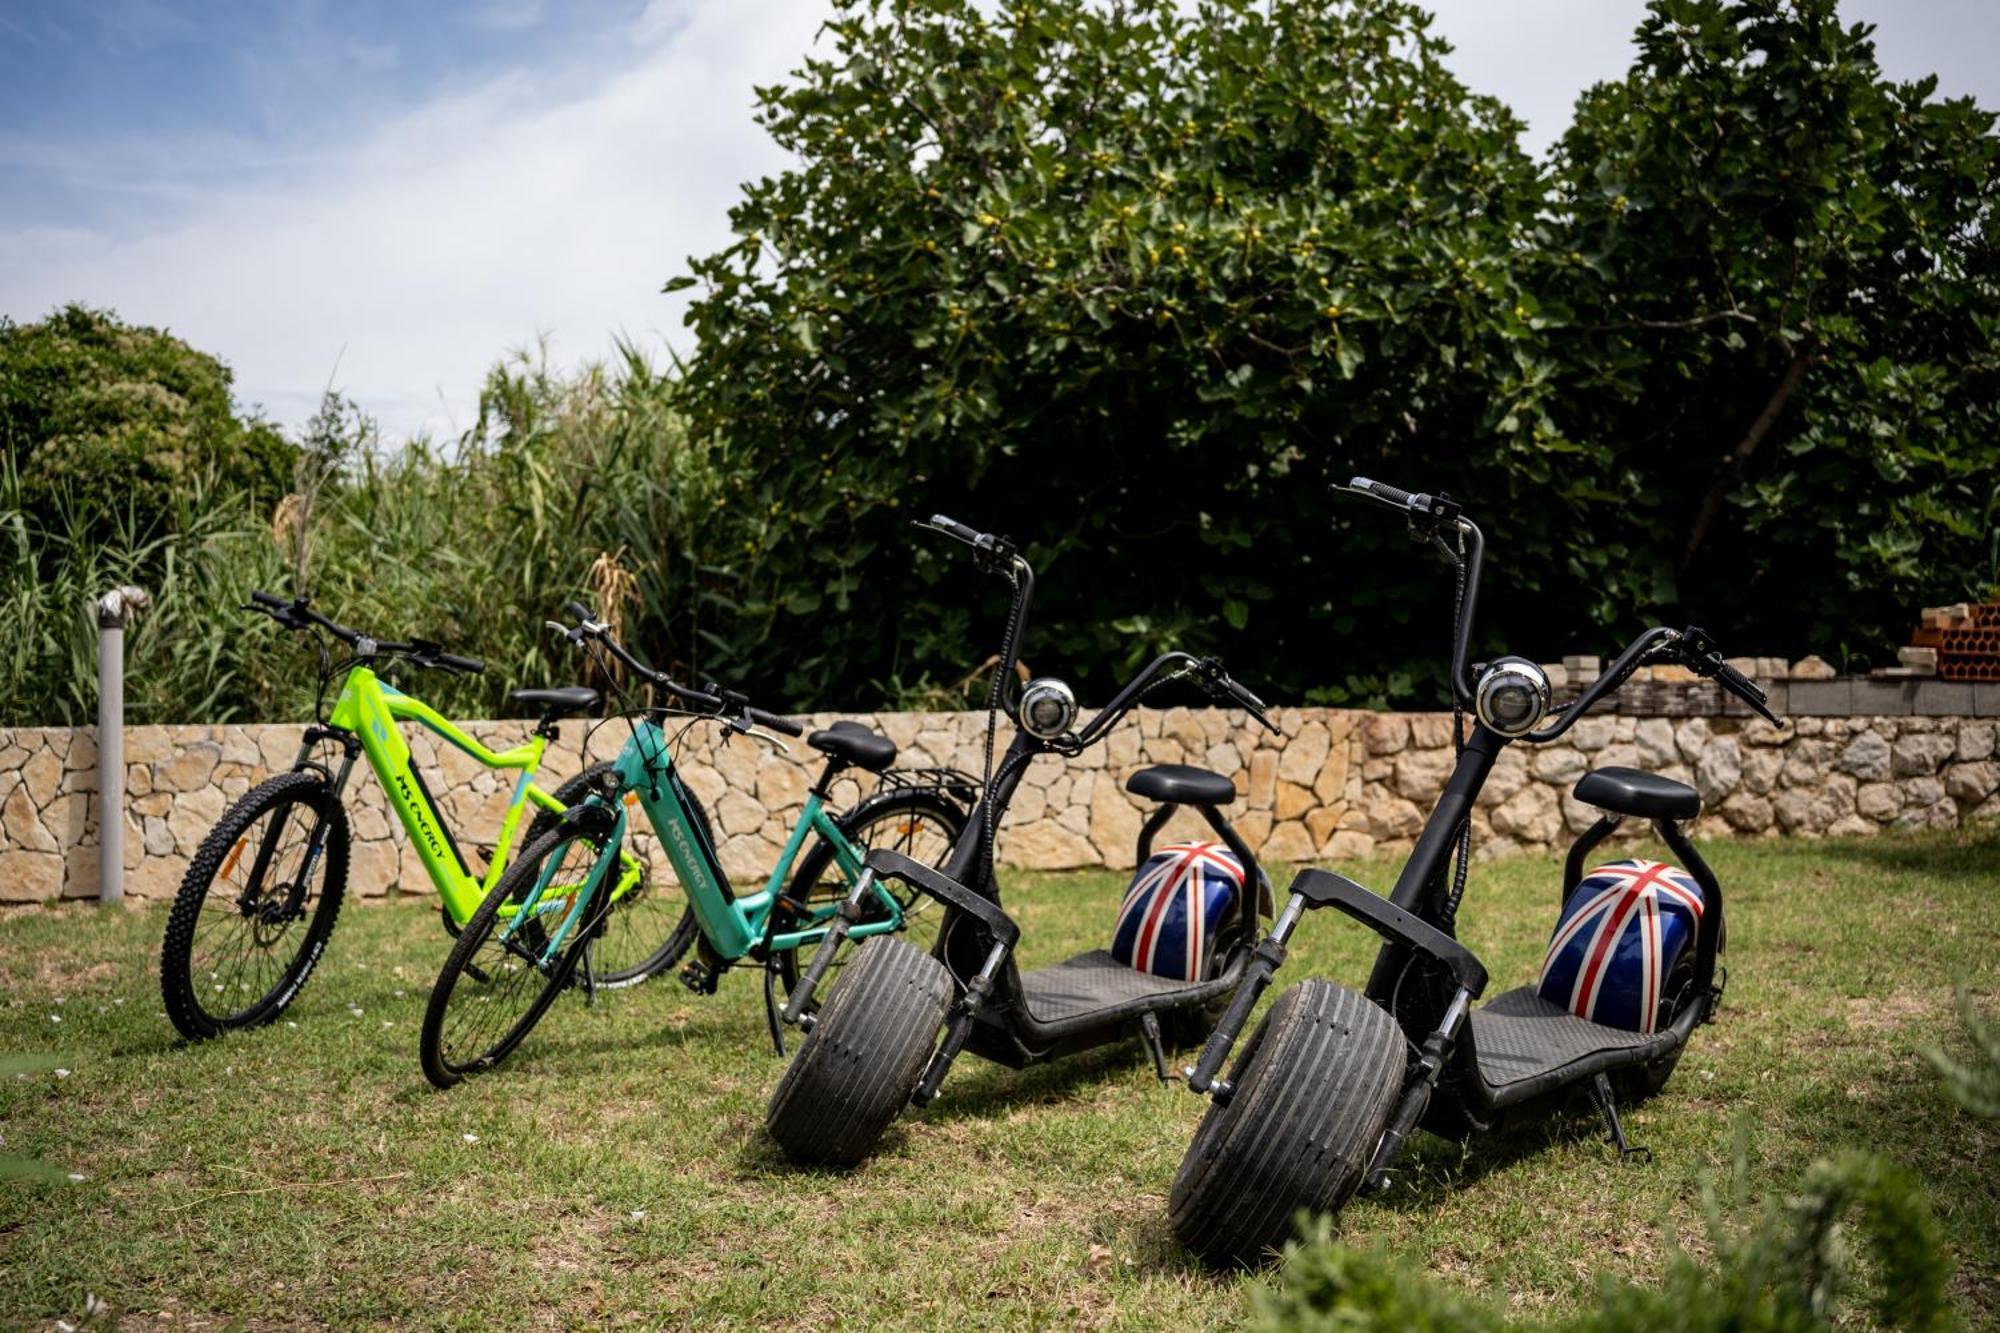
[0, 0, 830, 440]
[5, 0, 1990, 444]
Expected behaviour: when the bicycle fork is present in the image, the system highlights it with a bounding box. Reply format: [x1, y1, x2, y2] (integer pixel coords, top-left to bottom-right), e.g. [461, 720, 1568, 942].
[239, 731, 357, 921]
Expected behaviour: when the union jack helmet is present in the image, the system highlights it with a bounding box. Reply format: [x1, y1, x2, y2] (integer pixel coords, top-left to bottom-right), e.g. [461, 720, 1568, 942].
[1111, 841, 1246, 982]
[1537, 859, 1705, 1034]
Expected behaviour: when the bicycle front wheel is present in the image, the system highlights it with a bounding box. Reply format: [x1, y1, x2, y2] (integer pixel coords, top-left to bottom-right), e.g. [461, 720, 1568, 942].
[160, 771, 350, 1041]
[419, 824, 604, 1089]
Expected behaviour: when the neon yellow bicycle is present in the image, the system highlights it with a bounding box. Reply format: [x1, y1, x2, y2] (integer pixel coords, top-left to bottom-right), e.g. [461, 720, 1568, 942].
[159, 592, 674, 1041]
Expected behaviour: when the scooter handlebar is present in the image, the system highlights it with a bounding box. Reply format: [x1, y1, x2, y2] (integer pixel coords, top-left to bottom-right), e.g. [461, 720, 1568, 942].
[1348, 476, 1416, 508]
[922, 514, 985, 546]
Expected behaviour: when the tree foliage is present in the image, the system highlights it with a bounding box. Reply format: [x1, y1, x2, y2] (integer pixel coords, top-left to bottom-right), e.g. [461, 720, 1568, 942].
[1541, 0, 2000, 660]
[673, 0, 2000, 709]
[0, 304, 294, 547]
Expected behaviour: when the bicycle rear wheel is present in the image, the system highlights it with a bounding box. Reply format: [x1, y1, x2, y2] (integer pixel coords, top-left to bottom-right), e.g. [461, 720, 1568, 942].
[774, 787, 966, 1000]
[160, 771, 350, 1041]
[420, 824, 604, 1089]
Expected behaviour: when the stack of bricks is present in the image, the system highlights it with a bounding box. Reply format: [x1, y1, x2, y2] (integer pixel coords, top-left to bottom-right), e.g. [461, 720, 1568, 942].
[1898, 602, 2000, 684]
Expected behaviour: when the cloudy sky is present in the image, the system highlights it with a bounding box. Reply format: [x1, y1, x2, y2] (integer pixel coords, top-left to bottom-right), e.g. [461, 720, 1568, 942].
[2, 0, 1994, 443]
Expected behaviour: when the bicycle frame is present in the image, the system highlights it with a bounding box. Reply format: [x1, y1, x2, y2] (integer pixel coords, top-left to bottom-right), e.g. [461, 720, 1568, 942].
[507, 715, 904, 966]
[318, 665, 636, 927]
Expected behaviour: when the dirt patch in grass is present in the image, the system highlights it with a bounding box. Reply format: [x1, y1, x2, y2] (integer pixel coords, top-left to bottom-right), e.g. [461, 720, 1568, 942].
[1842, 990, 1938, 1033]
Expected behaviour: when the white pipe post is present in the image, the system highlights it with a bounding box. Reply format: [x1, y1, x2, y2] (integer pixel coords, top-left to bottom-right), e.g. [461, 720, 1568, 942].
[95, 587, 148, 905]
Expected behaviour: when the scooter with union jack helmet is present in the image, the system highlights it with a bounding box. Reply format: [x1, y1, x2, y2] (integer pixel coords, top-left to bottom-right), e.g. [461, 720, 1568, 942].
[1168, 478, 1784, 1269]
[764, 515, 1279, 1167]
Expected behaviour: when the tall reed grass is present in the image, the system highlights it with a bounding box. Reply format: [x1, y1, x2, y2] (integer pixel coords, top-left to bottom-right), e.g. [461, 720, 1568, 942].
[0, 343, 728, 727]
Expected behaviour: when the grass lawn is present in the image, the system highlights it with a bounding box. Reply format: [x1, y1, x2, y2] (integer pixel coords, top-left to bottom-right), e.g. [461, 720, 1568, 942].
[2, 828, 1997, 1329]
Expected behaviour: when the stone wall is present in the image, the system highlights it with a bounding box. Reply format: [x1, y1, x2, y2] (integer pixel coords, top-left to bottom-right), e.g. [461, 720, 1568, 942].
[2, 708, 1995, 905]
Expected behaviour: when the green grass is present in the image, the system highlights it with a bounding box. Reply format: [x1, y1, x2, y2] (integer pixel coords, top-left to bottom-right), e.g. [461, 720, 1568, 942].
[3, 830, 1998, 1328]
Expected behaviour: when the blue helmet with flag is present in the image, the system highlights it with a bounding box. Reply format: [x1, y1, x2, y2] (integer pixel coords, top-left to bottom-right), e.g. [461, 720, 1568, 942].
[1537, 858, 1706, 1034]
[1111, 841, 1245, 982]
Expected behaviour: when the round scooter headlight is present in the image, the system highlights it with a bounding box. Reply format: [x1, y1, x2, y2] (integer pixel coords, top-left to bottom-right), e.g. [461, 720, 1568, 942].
[1473, 658, 1551, 736]
[1018, 677, 1077, 740]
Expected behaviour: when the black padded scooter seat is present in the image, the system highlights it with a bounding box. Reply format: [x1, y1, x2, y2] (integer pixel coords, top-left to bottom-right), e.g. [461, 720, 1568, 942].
[1467, 987, 1679, 1098]
[1126, 764, 1237, 807]
[806, 720, 897, 773]
[509, 686, 601, 716]
[1573, 766, 1700, 821]
[1020, 950, 1208, 1024]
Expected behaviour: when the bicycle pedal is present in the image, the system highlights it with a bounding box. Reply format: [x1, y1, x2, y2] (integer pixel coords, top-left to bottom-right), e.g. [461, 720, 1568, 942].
[678, 959, 719, 995]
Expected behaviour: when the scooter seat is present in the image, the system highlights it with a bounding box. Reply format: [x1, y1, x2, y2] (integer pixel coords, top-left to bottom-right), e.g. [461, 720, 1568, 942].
[806, 720, 898, 773]
[1126, 764, 1238, 807]
[1573, 766, 1700, 821]
[509, 686, 601, 717]
[1467, 987, 1679, 1103]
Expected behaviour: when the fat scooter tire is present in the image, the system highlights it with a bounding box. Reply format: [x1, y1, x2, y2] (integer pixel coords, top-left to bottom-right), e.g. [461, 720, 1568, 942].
[765, 935, 952, 1166]
[1168, 979, 1405, 1268]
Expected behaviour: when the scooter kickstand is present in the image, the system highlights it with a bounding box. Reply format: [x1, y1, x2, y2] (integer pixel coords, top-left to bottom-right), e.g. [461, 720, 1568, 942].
[1137, 1012, 1175, 1084]
[1589, 1072, 1651, 1164]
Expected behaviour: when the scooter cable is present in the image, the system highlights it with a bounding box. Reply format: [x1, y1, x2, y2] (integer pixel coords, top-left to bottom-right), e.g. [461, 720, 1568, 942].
[1432, 529, 1474, 934]
[975, 571, 1029, 894]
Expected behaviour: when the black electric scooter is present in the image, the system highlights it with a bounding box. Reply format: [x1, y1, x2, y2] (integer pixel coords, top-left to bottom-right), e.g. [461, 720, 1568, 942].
[1168, 479, 1783, 1267]
[765, 516, 1279, 1166]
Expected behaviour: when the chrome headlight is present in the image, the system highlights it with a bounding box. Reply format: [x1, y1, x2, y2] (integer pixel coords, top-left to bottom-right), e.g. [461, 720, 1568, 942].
[1018, 677, 1077, 740]
[1474, 658, 1550, 736]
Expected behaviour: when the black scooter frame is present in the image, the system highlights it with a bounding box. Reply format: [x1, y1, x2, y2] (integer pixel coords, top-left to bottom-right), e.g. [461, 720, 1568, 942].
[1182, 479, 1774, 1191]
[781, 518, 1277, 1101]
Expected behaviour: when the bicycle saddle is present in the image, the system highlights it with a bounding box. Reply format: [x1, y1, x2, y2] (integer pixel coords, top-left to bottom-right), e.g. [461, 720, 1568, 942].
[509, 686, 601, 717]
[1126, 764, 1237, 807]
[807, 720, 898, 772]
[1573, 767, 1700, 821]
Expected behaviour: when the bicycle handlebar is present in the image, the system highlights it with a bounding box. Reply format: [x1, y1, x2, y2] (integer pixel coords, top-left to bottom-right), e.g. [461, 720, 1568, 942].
[559, 603, 801, 733]
[747, 706, 806, 738]
[246, 591, 483, 675]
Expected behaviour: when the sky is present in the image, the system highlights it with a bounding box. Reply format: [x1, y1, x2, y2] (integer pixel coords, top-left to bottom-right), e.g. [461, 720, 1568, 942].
[2, 0, 1995, 444]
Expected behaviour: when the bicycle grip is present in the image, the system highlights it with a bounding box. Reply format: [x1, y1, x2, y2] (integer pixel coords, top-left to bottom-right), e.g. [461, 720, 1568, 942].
[436, 652, 485, 675]
[748, 707, 804, 737]
[564, 600, 594, 623]
[250, 590, 288, 609]
[1349, 476, 1415, 507]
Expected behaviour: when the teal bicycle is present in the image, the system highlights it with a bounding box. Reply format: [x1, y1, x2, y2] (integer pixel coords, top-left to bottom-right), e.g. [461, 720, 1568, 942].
[418, 603, 972, 1087]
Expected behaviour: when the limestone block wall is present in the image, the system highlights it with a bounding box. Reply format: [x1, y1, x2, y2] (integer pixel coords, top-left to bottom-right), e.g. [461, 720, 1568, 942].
[1, 709, 1994, 906]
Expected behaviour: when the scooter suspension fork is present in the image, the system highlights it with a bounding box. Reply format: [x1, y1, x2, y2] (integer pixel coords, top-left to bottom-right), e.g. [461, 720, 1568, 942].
[1185, 892, 1310, 1101]
[1362, 984, 1473, 1192]
[910, 934, 1011, 1108]
[781, 867, 878, 1028]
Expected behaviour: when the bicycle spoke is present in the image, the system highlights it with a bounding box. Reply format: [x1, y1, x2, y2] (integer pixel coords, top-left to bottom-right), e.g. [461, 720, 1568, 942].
[431, 833, 599, 1075]
[162, 774, 348, 1040]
